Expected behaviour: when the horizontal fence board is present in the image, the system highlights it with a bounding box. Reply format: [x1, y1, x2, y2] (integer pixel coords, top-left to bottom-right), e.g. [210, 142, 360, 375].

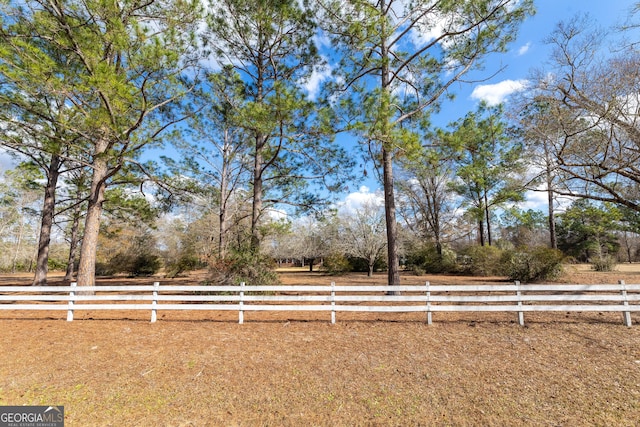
[335, 305, 429, 312]
[239, 285, 333, 292]
[430, 295, 519, 303]
[0, 304, 70, 310]
[333, 285, 428, 292]
[61, 304, 152, 310]
[242, 295, 331, 302]
[155, 295, 240, 302]
[426, 285, 522, 292]
[428, 305, 640, 312]
[0, 286, 87, 292]
[153, 304, 239, 310]
[520, 295, 629, 302]
[69, 295, 156, 302]
[0, 295, 71, 301]
[154, 285, 242, 292]
[240, 305, 333, 311]
[334, 295, 427, 302]
[517, 284, 640, 292]
[428, 295, 631, 303]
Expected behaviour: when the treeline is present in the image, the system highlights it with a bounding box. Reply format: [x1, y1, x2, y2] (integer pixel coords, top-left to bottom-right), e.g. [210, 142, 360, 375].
[1, 0, 639, 286]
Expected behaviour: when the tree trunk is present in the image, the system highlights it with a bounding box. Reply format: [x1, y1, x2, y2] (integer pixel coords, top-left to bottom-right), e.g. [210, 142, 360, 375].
[546, 167, 557, 250]
[368, 262, 374, 277]
[433, 201, 443, 256]
[11, 215, 25, 274]
[32, 154, 61, 286]
[478, 216, 485, 246]
[382, 147, 401, 289]
[623, 231, 632, 263]
[250, 61, 266, 253]
[77, 143, 109, 288]
[219, 141, 229, 259]
[64, 202, 82, 281]
[219, 206, 228, 259]
[251, 133, 265, 252]
[484, 191, 492, 246]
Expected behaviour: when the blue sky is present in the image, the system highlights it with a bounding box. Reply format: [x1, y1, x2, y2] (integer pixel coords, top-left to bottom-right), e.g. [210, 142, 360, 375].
[345, 0, 637, 211]
[452, 0, 632, 113]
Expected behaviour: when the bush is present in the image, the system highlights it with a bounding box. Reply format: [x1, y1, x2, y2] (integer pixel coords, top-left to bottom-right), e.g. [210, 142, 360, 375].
[129, 253, 162, 276]
[406, 243, 457, 274]
[591, 255, 617, 272]
[323, 252, 351, 275]
[207, 250, 280, 287]
[101, 251, 162, 277]
[458, 245, 503, 276]
[346, 256, 387, 274]
[47, 257, 68, 271]
[322, 253, 387, 275]
[500, 247, 564, 282]
[165, 255, 203, 278]
[95, 262, 116, 277]
[411, 266, 426, 276]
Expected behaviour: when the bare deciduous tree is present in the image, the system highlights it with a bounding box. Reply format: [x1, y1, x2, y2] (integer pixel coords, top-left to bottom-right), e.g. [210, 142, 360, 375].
[532, 15, 640, 212]
[339, 201, 387, 277]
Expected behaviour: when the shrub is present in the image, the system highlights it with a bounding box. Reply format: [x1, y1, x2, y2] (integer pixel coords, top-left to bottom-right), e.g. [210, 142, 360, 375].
[102, 251, 162, 277]
[591, 255, 617, 272]
[207, 250, 280, 287]
[95, 262, 116, 277]
[165, 255, 203, 278]
[500, 247, 564, 282]
[458, 245, 503, 276]
[47, 257, 68, 271]
[129, 253, 162, 276]
[322, 252, 387, 275]
[346, 256, 387, 274]
[406, 243, 457, 274]
[323, 252, 351, 275]
[411, 266, 426, 276]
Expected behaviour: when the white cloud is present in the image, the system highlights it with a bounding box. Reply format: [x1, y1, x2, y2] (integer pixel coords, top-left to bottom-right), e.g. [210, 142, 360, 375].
[313, 31, 332, 50]
[266, 207, 288, 221]
[409, 14, 448, 48]
[515, 187, 575, 214]
[335, 186, 384, 215]
[519, 190, 549, 212]
[302, 64, 332, 100]
[517, 42, 531, 56]
[470, 79, 529, 106]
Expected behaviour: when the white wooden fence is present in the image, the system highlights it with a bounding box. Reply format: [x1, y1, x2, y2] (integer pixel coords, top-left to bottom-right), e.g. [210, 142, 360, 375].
[0, 281, 639, 326]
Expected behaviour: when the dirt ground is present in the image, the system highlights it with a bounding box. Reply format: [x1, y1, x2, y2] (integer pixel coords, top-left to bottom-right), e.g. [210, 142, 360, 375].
[1, 266, 640, 426]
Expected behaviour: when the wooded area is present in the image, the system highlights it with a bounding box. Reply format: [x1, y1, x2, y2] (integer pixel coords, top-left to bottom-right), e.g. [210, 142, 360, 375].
[1, 0, 640, 287]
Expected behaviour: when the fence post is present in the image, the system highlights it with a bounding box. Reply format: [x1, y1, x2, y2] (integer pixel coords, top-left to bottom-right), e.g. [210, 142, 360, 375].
[515, 281, 524, 326]
[426, 281, 432, 325]
[67, 282, 77, 322]
[150, 281, 159, 323]
[239, 282, 245, 324]
[619, 280, 632, 327]
[331, 282, 336, 324]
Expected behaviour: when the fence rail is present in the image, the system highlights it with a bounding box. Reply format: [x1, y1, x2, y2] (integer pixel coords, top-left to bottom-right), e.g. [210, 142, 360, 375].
[0, 281, 639, 325]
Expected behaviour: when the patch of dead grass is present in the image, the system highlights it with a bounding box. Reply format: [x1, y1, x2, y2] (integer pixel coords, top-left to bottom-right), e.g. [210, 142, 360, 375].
[1, 268, 640, 425]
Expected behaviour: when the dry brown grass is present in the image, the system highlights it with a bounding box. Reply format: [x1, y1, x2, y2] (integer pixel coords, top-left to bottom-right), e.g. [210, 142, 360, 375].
[1, 266, 640, 426]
